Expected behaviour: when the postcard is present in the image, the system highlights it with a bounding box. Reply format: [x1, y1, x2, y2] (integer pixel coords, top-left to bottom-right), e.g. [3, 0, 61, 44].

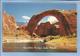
[2, 2, 77, 52]
[1, 0, 80, 56]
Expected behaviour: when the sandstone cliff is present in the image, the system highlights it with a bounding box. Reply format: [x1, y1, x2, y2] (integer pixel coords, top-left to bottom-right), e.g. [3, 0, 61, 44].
[3, 11, 17, 35]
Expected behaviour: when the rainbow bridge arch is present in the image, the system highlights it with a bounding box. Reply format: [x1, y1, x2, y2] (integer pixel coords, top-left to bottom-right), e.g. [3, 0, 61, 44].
[27, 10, 72, 36]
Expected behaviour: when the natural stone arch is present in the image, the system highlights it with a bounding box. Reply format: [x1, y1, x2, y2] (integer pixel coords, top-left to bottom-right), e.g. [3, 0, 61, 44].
[27, 10, 72, 36]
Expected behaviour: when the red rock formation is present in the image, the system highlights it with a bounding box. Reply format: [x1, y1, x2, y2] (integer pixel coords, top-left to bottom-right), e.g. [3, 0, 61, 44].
[18, 24, 27, 30]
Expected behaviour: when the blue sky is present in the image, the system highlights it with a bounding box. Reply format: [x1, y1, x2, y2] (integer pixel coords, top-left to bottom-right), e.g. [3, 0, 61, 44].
[3, 2, 76, 23]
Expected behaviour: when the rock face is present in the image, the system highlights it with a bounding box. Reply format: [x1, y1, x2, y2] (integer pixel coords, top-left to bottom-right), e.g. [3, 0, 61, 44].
[27, 10, 77, 36]
[34, 22, 59, 37]
[62, 10, 77, 34]
[3, 11, 17, 35]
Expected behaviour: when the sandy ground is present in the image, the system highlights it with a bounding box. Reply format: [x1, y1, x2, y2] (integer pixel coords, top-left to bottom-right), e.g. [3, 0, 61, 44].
[45, 37, 76, 52]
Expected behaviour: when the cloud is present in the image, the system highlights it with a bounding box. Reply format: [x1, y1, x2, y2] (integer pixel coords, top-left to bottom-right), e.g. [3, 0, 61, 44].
[38, 16, 59, 25]
[22, 16, 31, 20]
[22, 16, 31, 23]
[48, 16, 59, 24]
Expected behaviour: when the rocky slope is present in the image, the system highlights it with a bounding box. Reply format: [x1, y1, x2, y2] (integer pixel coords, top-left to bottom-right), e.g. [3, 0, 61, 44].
[3, 11, 17, 35]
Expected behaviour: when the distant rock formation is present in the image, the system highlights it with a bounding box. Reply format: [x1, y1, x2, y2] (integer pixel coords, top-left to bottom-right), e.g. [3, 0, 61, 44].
[3, 11, 17, 35]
